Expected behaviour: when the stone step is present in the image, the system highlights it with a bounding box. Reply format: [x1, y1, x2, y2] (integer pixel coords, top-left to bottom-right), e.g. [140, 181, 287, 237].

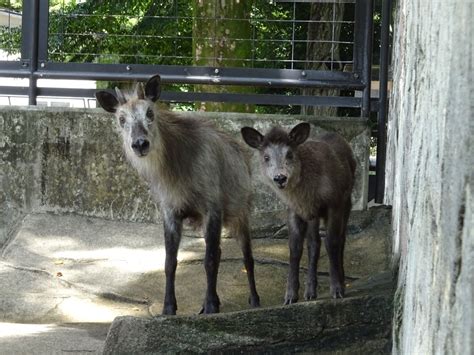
[103, 272, 394, 354]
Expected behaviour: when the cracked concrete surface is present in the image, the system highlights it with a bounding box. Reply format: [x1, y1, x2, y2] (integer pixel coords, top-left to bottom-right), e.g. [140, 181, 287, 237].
[0, 207, 391, 354]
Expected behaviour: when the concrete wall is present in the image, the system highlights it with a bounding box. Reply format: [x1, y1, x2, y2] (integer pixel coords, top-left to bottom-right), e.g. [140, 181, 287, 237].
[385, 1, 473, 353]
[0, 107, 369, 245]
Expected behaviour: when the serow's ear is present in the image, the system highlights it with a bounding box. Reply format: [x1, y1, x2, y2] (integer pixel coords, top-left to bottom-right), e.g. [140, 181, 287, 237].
[95, 91, 119, 113]
[289, 122, 310, 146]
[145, 74, 162, 102]
[241, 127, 264, 149]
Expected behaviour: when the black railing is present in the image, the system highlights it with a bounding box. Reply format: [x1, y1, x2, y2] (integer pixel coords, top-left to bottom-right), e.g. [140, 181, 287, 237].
[1, 0, 376, 109]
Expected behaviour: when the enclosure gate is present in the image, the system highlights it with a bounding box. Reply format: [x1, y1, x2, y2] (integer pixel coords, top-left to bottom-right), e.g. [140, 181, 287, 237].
[0, 0, 391, 203]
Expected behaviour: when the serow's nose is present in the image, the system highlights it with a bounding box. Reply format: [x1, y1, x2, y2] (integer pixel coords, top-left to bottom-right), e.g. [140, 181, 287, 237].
[131, 138, 150, 156]
[273, 174, 287, 187]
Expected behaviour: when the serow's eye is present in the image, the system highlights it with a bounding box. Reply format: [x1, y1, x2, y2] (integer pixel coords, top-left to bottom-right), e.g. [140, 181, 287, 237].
[146, 108, 154, 121]
[263, 155, 270, 162]
[286, 151, 294, 160]
[119, 116, 126, 127]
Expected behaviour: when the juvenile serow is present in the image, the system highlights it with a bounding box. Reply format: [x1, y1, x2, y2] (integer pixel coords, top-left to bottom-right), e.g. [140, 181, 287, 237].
[95, 74, 260, 315]
[241, 123, 355, 302]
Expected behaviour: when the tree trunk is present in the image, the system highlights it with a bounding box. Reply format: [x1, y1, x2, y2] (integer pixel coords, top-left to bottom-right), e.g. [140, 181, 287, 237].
[193, 0, 254, 112]
[302, 3, 344, 117]
[385, 1, 473, 354]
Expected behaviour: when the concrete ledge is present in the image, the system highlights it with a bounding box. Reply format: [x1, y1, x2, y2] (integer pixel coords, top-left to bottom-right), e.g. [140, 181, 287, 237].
[103, 272, 393, 354]
[0, 106, 369, 241]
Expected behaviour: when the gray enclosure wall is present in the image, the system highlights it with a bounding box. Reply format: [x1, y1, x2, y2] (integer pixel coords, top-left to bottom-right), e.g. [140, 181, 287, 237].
[0, 107, 369, 246]
[385, 1, 473, 353]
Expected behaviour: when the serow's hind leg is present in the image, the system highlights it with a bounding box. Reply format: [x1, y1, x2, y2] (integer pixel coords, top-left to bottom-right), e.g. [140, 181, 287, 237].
[324, 207, 345, 299]
[340, 197, 352, 284]
[200, 208, 222, 314]
[235, 220, 260, 308]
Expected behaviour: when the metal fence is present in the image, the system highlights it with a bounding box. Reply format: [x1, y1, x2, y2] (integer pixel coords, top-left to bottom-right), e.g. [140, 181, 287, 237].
[0, 0, 391, 202]
[1, 1, 373, 110]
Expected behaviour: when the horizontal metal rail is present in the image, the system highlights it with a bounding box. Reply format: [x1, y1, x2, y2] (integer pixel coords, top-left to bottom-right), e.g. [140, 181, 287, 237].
[0, 85, 367, 107]
[0, 62, 365, 89]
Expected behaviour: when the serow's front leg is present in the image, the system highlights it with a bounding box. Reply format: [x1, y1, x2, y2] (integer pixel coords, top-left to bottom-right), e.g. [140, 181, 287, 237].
[325, 207, 345, 299]
[162, 211, 183, 315]
[285, 211, 307, 305]
[200, 208, 222, 314]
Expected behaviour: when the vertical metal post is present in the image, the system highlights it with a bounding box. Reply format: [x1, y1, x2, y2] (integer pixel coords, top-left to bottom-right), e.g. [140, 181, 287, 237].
[38, 0, 50, 63]
[361, 0, 374, 117]
[375, 0, 392, 203]
[22, 0, 40, 105]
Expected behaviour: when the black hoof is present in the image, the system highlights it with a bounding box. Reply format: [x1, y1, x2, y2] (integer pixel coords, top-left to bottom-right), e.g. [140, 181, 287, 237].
[304, 293, 317, 301]
[283, 297, 298, 305]
[199, 301, 220, 314]
[330, 287, 345, 299]
[248, 295, 261, 308]
[162, 304, 177, 315]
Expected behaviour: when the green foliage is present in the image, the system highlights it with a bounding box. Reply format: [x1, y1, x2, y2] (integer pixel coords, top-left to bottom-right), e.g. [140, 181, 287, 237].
[0, 26, 21, 55]
[48, 0, 193, 64]
[0, 1, 22, 55]
[0, 0, 21, 11]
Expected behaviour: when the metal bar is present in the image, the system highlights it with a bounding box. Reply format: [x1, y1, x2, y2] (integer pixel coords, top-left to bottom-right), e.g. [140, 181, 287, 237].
[37, 0, 49, 62]
[360, 0, 374, 117]
[52, 14, 355, 24]
[0, 86, 30, 95]
[291, 1, 296, 69]
[0, 62, 28, 72]
[375, 0, 392, 203]
[20, 1, 31, 60]
[24, 63, 358, 79]
[352, 1, 365, 75]
[23, 0, 40, 105]
[38, 72, 364, 89]
[152, 92, 362, 107]
[7, 86, 362, 107]
[0, 90, 380, 112]
[30, 63, 366, 89]
[331, 2, 336, 71]
[46, 35, 355, 45]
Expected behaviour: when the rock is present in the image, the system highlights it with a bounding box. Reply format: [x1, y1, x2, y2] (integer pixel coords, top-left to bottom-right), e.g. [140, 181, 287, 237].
[103, 272, 394, 354]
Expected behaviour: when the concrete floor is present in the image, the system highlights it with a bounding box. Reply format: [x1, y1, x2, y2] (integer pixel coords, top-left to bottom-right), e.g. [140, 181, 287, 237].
[0, 207, 391, 354]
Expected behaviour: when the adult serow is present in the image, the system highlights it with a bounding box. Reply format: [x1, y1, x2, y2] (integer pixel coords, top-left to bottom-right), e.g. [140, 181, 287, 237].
[241, 123, 355, 303]
[95, 74, 260, 315]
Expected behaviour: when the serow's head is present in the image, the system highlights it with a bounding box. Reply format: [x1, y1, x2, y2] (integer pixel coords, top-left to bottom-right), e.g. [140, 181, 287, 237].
[95, 74, 162, 158]
[241, 122, 310, 190]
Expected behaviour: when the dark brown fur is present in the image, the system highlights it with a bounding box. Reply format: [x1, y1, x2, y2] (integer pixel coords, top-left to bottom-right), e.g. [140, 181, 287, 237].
[241, 123, 355, 302]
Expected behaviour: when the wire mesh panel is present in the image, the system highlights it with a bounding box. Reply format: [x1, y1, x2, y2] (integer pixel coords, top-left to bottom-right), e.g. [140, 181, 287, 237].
[0, 2, 22, 61]
[47, 0, 356, 72]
